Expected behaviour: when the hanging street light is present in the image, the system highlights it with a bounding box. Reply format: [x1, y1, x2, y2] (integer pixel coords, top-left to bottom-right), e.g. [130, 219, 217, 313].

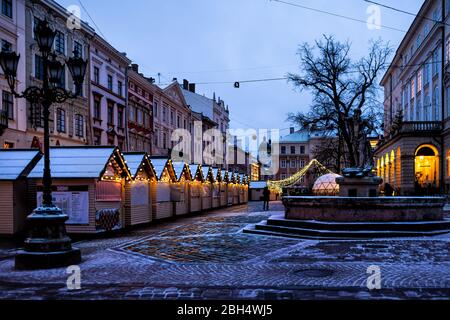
[0, 18, 88, 270]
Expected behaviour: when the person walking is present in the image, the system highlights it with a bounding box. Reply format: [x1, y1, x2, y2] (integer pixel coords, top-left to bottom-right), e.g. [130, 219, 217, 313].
[263, 186, 270, 211]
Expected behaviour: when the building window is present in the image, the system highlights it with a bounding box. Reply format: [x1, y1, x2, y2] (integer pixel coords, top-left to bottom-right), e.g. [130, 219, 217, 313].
[55, 31, 65, 54]
[74, 41, 83, 58]
[93, 67, 100, 84]
[118, 81, 123, 97]
[75, 114, 84, 138]
[1, 39, 11, 51]
[56, 108, 66, 133]
[434, 88, 440, 121]
[137, 109, 143, 125]
[281, 146, 286, 154]
[154, 102, 158, 118]
[417, 70, 422, 93]
[129, 106, 135, 122]
[162, 106, 167, 121]
[107, 102, 114, 125]
[163, 132, 167, 149]
[1, 0, 12, 18]
[35, 55, 44, 80]
[177, 115, 181, 128]
[281, 174, 287, 180]
[154, 129, 159, 147]
[94, 96, 101, 119]
[290, 160, 296, 168]
[281, 160, 286, 168]
[433, 50, 439, 76]
[2, 91, 13, 119]
[300, 146, 305, 154]
[423, 62, 430, 86]
[107, 75, 113, 91]
[170, 110, 174, 125]
[56, 67, 66, 89]
[410, 78, 415, 99]
[300, 160, 306, 168]
[290, 146, 295, 154]
[117, 107, 123, 128]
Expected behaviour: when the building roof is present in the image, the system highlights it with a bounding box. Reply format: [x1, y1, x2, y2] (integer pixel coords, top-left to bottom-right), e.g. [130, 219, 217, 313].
[123, 153, 156, 178]
[28, 147, 125, 179]
[172, 161, 191, 181]
[0, 150, 42, 181]
[150, 158, 171, 180]
[280, 131, 310, 143]
[181, 87, 215, 121]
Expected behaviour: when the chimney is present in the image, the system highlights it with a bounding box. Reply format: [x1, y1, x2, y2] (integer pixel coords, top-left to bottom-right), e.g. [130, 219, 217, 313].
[131, 64, 139, 72]
[189, 83, 196, 93]
[183, 79, 189, 90]
[172, 77, 178, 82]
[290, 127, 295, 134]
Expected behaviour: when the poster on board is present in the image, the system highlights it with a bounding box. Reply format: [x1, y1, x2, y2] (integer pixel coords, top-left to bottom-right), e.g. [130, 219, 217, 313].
[37, 191, 89, 225]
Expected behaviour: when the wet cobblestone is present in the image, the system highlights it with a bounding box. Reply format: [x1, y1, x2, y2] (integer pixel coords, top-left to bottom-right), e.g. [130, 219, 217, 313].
[0, 201, 449, 300]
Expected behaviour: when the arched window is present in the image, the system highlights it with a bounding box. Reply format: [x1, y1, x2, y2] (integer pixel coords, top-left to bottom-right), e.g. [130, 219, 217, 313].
[434, 88, 440, 121]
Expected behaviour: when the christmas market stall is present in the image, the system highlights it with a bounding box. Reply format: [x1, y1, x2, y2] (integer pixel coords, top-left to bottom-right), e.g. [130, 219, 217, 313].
[0, 150, 42, 236]
[200, 165, 213, 211]
[230, 171, 239, 205]
[238, 173, 247, 204]
[243, 175, 249, 203]
[172, 161, 192, 217]
[249, 181, 267, 201]
[123, 153, 156, 227]
[226, 171, 235, 206]
[210, 167, 221, 209]
[150, 157, 177, 220]
[189, 164, 204, 213]
[220, 169, 229, 207]
[27, 146, 131, 234]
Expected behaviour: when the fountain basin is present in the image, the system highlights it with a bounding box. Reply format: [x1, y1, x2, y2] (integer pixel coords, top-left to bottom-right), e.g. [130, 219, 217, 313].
[283, 196, 446, 222]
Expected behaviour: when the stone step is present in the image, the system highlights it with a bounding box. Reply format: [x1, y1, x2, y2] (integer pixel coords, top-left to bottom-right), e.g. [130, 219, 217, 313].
[242, 220, 450, 240]
[266, 217, 450, 232]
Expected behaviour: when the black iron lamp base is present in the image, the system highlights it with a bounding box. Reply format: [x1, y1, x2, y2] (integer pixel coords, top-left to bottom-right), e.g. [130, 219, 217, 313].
[15, 206, 82, 270]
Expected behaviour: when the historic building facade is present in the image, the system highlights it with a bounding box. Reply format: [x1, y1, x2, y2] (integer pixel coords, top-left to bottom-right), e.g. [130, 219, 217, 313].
[375, 0, 450, 195]
[0, 0, 27, 149]
[127, 64, 154, 153]
[275, 128, 312, 186]
[90, 34, 130, 150]
[24, 0, 94, 148]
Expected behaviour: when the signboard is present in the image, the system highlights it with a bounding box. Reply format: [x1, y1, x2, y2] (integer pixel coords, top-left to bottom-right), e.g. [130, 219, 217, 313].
[131, 181, 149, 206]
[37, 191, 89, 225]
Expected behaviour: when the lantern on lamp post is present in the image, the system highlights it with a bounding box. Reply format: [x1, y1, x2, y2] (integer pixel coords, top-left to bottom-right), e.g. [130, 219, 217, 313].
[0, 18, 88, 270]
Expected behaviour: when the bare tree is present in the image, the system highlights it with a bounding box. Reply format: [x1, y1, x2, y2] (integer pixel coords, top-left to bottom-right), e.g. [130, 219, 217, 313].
[288, 35, 391, 170]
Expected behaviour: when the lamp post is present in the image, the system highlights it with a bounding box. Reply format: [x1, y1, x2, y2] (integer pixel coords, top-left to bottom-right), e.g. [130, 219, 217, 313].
[0, 19, 88, 270]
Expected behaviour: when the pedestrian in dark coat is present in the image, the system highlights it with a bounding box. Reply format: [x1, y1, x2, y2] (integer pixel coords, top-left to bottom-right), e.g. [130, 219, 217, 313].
[263, 187, 270, 211]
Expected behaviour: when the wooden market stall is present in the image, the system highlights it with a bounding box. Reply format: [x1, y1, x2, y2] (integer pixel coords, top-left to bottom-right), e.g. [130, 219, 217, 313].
[243, 175, 249, 203]
[211, 168, 225, 209]
[228, 171, 239, 205]
[189, 164, 203, 213]
[0, 150, 42, 236]
[172, 161, 192, 216]
[123, 153, 156, 227]
[150, 157, 177, 220]
[200, 165, 213, 211]
[219, 169, 228, 207]
[238, 173, 246, 204]
[27, 146, 131, 234]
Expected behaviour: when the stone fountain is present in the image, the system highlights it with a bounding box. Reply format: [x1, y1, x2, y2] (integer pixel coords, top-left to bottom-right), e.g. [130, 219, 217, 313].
[244, 167, 450, 239]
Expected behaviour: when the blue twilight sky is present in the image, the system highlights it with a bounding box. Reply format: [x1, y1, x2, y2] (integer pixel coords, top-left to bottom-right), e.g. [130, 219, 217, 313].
[56, 0, 422, 135]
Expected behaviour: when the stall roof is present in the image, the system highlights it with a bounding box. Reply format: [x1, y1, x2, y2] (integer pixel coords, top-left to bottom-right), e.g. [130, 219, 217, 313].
[28, 147, 128, 179]
[189, 164, 203, 181]
[123, 153, 156, 178]
[0, 150, 42, 181]
[150, 157, 176, 181]
[211, 168, 220, 181]
[172, 161, 191, 181]
[250, 181, 267, 189]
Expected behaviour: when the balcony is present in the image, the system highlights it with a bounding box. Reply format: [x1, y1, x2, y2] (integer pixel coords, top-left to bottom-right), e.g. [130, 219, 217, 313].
[399, 121, 442, 134]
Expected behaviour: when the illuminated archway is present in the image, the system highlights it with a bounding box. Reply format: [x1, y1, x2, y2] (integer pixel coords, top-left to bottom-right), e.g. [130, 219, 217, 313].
[396, 147, 402, 188]
[414, 144, 440, 188]
[390, 150, 395, 187]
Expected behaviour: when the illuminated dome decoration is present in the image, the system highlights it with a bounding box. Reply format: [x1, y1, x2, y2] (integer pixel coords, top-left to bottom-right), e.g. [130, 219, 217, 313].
[312, 173, 342, 196]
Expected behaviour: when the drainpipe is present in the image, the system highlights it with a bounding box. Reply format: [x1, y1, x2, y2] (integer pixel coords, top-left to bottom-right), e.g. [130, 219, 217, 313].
[125, 67, 130, 152]
[441, 0, 446, 194]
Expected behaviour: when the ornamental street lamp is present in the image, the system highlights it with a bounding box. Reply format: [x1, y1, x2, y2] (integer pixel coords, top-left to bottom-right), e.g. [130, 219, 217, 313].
[0, 19, 88, 270]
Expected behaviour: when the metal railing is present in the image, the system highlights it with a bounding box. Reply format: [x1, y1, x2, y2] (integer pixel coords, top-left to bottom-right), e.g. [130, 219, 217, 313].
[400, 121, 442, 133]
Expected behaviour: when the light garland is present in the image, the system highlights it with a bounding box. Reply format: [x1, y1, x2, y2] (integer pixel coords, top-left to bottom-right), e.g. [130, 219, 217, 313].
[267, 159, 332, 194]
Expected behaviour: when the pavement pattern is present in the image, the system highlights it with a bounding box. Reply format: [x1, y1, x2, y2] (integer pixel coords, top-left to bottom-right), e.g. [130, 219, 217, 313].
[0, 201, 449, 300]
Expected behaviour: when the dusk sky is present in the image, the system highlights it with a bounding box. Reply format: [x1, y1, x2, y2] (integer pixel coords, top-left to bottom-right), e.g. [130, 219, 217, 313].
[56, 0, 421, 135]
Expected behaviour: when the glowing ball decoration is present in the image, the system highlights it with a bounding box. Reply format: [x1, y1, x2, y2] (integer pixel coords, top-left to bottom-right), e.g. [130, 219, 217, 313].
[312, 173, 342, 196]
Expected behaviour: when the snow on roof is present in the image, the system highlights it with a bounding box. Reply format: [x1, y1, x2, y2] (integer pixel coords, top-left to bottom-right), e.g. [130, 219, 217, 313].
[28, 147, 118, 179]
[172, 161, 190, 181]
[150, 158, 170, 180]
[189, 164, 202, 180]
[212, 168, 220, 180]
[250, 181, 267, 189]
[123, 153, 146, 176]
[280, 131, 310, 143]
[181, 88, 214, 121]
[0, 150, 41, 180]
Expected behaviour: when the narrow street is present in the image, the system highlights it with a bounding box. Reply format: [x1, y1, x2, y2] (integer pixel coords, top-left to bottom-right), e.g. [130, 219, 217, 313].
[0, 202, 449, 300]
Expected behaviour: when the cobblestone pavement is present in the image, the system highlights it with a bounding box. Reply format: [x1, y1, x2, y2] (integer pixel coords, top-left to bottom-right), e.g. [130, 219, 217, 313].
[0, 201, 449, 300]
